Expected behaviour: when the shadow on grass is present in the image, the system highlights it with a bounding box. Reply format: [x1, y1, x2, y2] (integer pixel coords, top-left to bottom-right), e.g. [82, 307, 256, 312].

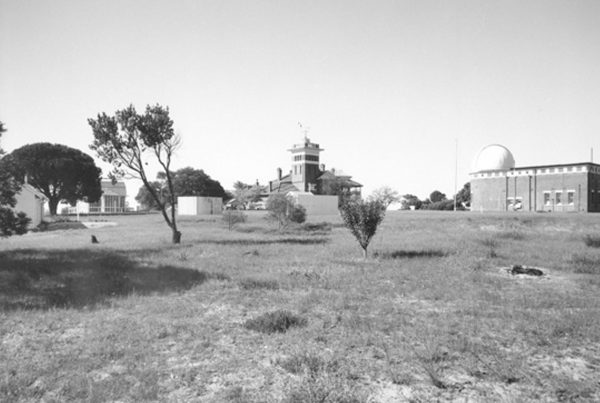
[374, 249, 448, 259]
[199, 237, 329, 246]
[0, 249, 227, 311]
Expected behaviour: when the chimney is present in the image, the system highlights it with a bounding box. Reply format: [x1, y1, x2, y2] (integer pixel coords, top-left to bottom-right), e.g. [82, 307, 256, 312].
[277, 167, 282, 180]
[331, 168, 336, 176]
[319, 164, 325, 172]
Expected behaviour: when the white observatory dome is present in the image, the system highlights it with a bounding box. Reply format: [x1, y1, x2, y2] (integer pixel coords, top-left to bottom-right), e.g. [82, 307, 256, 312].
[472, 144, 515, 172]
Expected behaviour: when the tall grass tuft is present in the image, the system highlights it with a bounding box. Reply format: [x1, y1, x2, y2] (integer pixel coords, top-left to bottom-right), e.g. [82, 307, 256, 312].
[244, 310, 307, 334]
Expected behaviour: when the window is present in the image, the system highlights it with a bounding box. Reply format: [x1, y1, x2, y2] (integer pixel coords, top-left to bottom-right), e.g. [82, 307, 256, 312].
[556, 191, 562, 205]
[544, 192, 551, 206]
[568, 191, 575, 205]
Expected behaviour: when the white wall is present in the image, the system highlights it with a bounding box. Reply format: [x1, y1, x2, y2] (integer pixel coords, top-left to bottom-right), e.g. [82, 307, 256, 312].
[289, 193, 339, 217]
[14, 187, 45, 227]
[178, 197, 223, 215]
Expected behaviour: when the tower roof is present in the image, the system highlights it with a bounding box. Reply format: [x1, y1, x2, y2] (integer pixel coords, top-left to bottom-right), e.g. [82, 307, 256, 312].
[472, 144, 515, 172]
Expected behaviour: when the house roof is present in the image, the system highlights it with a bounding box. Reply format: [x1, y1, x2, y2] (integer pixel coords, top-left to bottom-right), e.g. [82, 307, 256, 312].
[20, 184, 48, 200]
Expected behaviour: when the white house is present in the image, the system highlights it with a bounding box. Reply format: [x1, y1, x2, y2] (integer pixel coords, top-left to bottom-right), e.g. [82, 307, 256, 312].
[14, 184, 47, 227]
[63, 180, 128, 214]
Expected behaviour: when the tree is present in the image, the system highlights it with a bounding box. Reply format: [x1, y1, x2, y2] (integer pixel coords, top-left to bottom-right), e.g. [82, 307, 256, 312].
[455, 182, 471, 208]
[0, 143, 102, 215]
[339, 198, 386, 258]
[369, 186, 400, 209]
[266, 193, 306, 230]
[171, 167, 226, 198]
[400, 194, 422, 210]
[0, 121, 31, 236]
[135, 180, 165, 210]
[233, 181, 263, 209]
[89, 104, 183, 243]
[429, 190, 447, 203]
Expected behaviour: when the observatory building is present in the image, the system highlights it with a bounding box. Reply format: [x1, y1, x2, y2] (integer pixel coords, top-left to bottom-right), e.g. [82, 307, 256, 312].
[470, 144, 600, 212]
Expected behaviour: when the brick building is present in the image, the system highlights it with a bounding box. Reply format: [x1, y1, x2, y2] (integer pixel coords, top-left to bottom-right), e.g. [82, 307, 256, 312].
[268, 136, 362, 195]
[470, 144, 600, 212]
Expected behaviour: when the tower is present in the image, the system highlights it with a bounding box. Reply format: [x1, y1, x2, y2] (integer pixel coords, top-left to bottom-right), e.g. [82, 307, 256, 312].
[288, 132, 323, 193]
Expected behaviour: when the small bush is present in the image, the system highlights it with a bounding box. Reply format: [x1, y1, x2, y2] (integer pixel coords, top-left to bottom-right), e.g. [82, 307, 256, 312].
[0, 208, 30, 236]
[244, 310, 307, 334]
[583, 234, 600, 248]
[339, 199, 386, 258]
[266, 193, 306, 230]
[239, 277, 279, 290]
[289, 205, 306, 224]
[222, 210, 247, 230]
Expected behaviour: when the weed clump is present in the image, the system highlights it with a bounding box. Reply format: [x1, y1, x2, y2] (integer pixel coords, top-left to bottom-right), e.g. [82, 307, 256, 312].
[244, 310, 307, 334]
[373, 249, 447, 259]
[239, 277, 279, 290]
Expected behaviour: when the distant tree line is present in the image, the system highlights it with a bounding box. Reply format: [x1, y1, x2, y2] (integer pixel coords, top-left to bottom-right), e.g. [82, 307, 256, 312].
[400, 183, 471, 211]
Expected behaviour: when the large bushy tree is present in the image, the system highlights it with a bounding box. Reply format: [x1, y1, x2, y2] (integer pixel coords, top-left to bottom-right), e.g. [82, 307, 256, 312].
[0, 142, 102, 215]
[89, 104, 183, 243]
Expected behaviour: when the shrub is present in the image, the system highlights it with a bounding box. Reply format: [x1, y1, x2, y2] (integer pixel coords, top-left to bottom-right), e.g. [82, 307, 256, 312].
[244, 310, 307, 334]
[583, 234, 600, 248]
[289, 204, 306, 224]
[0, 208, 30, 236]
[222, 210, 247, 230]
[339, 199, 386, 258]
[266, 193, 306, 230]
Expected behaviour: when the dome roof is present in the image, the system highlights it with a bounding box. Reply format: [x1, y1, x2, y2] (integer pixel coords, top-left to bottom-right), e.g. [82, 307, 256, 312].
[472, 144, 515, 172]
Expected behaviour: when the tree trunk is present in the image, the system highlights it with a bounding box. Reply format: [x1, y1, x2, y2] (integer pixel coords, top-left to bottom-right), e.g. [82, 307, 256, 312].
[172, 230, 181, 244]
[362, 247, 368, 259]
[48, 198, 59, 216]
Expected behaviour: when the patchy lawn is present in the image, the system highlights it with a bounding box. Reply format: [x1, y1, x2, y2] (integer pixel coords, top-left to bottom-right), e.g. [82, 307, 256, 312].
[1, 211, 599, 401]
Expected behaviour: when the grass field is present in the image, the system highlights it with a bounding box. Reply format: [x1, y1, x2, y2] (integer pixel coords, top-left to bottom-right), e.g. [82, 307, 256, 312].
[1, 211, 600, 402]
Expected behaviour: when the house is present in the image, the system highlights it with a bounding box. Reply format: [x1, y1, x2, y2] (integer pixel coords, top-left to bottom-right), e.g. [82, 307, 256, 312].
[63, 180, 128, 214]
[470, 144, 600, 212]
[14, 184, 47, 227]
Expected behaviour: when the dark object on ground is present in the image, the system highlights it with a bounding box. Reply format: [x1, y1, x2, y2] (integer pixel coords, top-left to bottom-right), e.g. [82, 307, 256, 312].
[91, 235, 99, 244]
[510, 264, 543, 276]
[243, 250, 259, 256]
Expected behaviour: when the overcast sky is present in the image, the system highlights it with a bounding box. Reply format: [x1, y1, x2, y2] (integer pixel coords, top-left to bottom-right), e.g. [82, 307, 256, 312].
[1, 0, 599, 201]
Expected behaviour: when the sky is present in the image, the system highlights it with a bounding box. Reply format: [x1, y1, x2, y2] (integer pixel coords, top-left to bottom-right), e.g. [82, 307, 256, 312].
[1, 0, 600, 203]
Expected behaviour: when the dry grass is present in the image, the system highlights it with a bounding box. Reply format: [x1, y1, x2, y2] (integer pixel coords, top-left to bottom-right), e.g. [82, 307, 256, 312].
[1, 211, 600, 401]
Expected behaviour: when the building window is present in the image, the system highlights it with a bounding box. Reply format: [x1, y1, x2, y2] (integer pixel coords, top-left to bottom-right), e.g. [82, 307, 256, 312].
[558, 167, 564, 173]
[568, 191, 575, 205]
[567, 167, 573, 172]
[540, 169, 546, 173]
[556, 191, 562, 205]
[544, 192, 551, 206]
